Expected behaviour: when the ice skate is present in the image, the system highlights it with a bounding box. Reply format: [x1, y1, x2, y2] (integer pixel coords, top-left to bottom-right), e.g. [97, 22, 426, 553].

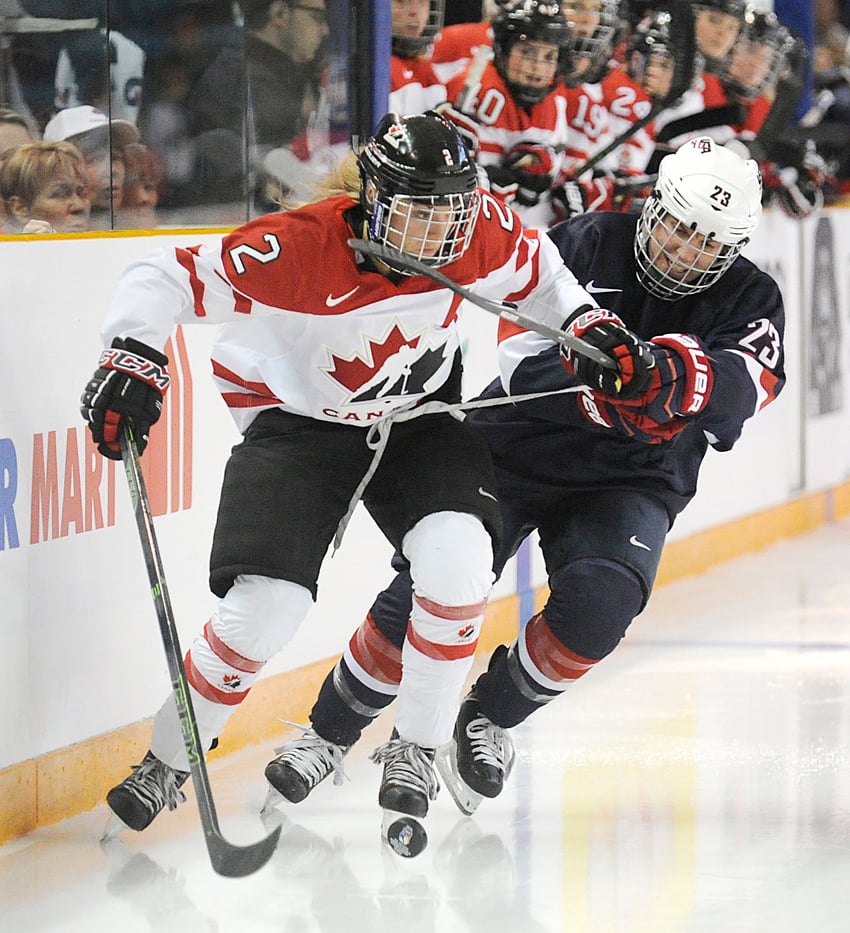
[436, 689, 515, 816]
[263, 724, 349, 810]
[104, 750, 189, 832]
[371, 730, 439, 858]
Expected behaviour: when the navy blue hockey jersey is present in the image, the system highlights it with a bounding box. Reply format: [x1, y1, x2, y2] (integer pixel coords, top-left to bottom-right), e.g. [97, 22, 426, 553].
[470, 211, 786, 521]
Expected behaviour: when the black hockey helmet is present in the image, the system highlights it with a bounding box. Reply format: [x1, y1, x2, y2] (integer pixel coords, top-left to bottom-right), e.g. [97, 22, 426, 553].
[357, 111, 481, 271]
[492, 0, 573, 106]
[627, 5, 702, 104]
[392, 0, 446, 59]
[720, 8, 796, 103]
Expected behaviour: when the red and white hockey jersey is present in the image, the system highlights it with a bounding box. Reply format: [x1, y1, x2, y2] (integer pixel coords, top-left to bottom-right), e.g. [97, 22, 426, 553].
[430, 21, 493, 83]
[444, 60, 570, 226]
[102, 193, 596, 433]
[389, 53, 448, 114]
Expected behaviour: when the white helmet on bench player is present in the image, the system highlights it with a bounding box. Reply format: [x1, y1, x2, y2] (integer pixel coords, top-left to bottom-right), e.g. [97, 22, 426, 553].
[635, 136, 762, 300]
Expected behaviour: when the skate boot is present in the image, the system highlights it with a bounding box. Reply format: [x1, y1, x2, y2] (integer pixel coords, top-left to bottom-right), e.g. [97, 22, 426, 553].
[436, 688, 515, 816]
[263, 725, 349, 807]
[370, 729, 439, 819]
[106, 751, 189, 831]
[371, 730, 439, 858]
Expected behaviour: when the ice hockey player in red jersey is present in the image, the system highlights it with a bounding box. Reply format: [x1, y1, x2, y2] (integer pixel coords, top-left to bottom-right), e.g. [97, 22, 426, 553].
[264, 136, 785, 818]
[81, 110, 644, 841]
[389, 0, 448, 113]
[441, 0, 576, 228]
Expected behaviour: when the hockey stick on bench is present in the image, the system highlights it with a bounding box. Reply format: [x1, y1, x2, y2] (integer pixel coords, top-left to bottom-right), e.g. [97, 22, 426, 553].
[119, 423, 281, 877]
[347, 237, 619, 379]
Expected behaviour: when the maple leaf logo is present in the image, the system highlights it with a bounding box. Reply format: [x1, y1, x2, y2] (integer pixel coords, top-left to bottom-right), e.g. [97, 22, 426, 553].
[325, 322, 449, 402]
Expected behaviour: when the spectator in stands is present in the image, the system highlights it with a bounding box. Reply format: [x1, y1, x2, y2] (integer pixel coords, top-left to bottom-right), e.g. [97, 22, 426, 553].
[116, 142, 163, 229]
[186, 0, 328, 209]
[189, 0, 328, 151]
[0, 108, 34, 154]
[42, 104, 139, 225]
[0, 139, 91, 233]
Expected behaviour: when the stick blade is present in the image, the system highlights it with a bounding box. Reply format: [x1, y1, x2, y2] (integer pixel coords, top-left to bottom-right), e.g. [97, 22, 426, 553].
[207, 824, 281, 877]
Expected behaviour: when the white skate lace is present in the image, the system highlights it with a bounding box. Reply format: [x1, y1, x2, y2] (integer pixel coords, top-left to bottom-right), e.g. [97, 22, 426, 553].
[126, 755, 187, 813]
[370, 736, 440, 801]
[272, 722, 349, 788]
[466, 716, 516, 776]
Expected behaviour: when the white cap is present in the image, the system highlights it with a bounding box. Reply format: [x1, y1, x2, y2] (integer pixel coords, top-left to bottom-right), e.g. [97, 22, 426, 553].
[43, 105, 140, 151]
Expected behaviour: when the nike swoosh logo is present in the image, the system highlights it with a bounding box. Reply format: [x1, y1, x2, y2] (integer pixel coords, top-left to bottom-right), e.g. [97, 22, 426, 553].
[629, 535, 651, 551]
[326, 286, 359, 307]
[585, 280, 623, 295]
[478, 487, 498, 501]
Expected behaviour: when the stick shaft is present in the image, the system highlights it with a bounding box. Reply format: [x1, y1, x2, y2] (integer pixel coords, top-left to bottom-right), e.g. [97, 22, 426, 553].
[119, 424, 279, 876]
[347, 238, 618, 372]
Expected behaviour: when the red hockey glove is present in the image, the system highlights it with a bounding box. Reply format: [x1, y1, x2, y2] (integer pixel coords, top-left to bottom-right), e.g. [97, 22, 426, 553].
[560, 306, 655, 400]
[608, 333, 714, 439]
[574, 387, 690, 444]
[503, 142, 556, 207]
[81, 337, 170, 460]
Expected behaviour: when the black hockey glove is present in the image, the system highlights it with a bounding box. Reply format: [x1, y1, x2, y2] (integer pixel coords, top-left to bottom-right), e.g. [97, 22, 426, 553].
[560, 306, 654, 400]
[81, 337, 170, 460]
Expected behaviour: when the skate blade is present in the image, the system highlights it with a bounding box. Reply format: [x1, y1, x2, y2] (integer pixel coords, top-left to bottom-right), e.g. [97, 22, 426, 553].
[100, 811, 130, 843]
[435, 743, 483, 816]
[260, 784, 285, 816]
[381, 809, 428, 858]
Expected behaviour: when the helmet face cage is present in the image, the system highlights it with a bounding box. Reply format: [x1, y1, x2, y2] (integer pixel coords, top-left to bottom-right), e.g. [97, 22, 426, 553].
[634, 137, 762, 300]
[492, 0, 574, 105]
[721, 10, 794, 103]
[392, 0, 446, 58]
[367, 190, 481, 270]
[562, 0, 620, 85]
[358, 112, 481, 272]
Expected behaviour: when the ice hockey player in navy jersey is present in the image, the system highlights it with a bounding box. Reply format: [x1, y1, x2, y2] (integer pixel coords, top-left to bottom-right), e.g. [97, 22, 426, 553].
[81, 110, 644, 842]
[264, 136, 786, 816]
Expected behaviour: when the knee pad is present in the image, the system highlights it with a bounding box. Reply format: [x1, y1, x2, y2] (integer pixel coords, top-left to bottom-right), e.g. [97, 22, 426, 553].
[210, 573, 313, 662]
[403, 511, 494, 606]
[544, 558, 645, 659]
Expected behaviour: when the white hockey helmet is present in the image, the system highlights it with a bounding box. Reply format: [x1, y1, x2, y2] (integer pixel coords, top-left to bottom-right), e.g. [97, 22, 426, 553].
[634, 136, 762, 300]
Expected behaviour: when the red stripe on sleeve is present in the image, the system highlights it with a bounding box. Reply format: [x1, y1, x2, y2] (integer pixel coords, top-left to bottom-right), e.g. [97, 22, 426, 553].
[175, 245, 206, 317]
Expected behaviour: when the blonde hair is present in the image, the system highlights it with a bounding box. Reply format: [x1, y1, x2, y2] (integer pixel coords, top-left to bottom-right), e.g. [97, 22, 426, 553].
[274, 149, 361, 211]
[0, 140, 90, 214]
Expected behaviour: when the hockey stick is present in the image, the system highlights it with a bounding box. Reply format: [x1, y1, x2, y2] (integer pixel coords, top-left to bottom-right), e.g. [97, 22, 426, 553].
[119, 423, 281, 877]
[347, 237, 618, 375]
[453, 43, 493, 112]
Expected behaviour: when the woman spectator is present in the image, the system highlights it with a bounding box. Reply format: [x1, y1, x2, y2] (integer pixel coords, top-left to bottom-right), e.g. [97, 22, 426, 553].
[0, 141, 91, 234]
[117, 142, 163, 229]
